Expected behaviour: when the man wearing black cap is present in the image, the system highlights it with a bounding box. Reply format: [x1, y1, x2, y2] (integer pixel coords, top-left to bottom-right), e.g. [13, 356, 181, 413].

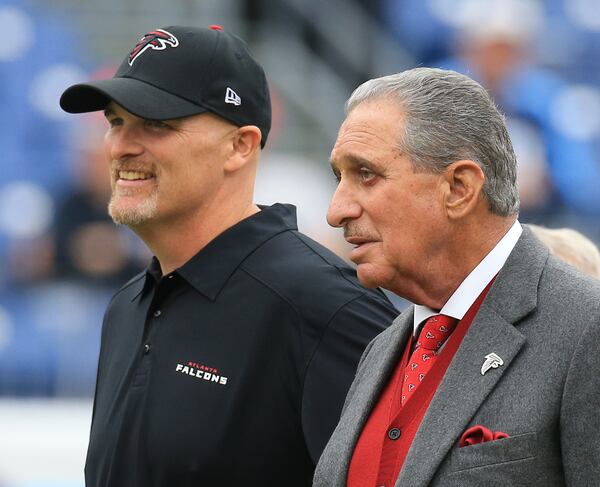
[60, 25, 398, 487]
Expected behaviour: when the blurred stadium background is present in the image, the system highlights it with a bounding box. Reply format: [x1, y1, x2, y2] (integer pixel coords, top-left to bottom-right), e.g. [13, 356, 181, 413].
[1, 0, 600, 484]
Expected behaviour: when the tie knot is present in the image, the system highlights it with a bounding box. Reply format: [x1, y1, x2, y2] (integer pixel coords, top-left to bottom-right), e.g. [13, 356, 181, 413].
[416, 314, 458, 352]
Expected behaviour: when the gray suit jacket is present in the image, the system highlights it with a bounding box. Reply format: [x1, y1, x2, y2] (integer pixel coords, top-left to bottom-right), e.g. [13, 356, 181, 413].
[314, 227, 600, 486]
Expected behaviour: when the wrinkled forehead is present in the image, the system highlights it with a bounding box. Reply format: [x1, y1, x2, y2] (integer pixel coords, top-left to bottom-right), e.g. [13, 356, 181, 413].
[331, 99, 405, 164]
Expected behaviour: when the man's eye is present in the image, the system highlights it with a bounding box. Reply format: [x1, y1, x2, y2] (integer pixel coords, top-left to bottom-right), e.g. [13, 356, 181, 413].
[146, 120, 171, 129]
[359, 167, 376, 183]
[107, 117, 122, 128]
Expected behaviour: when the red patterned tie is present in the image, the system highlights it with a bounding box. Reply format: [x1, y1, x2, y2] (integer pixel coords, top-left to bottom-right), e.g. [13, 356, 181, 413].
[401, 314, 458, 406]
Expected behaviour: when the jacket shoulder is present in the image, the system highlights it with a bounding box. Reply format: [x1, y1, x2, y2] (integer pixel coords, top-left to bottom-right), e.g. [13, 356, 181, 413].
[541, 255, 600, 312]
[241, 230, 396, 318]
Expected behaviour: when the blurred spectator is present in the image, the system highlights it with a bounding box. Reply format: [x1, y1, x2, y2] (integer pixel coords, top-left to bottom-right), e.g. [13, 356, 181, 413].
[378, 0, 455, 64]
[52, 110, 147, 289]
[0, 0, 87, 288]
[529, 224, 600, 278]
[437, 0, 600, 220]
[0, 35, 145, 397]
[377, 0, 600, 247]
[0, 112, 141, 394]
[7, 234, 55, 286]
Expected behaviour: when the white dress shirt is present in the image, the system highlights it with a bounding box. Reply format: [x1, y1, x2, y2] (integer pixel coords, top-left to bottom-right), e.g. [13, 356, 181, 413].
[413, 220, 523, 334]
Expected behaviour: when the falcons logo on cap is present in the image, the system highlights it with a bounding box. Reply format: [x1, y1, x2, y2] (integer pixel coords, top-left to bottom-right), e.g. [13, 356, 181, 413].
[128, 29, 179, 66]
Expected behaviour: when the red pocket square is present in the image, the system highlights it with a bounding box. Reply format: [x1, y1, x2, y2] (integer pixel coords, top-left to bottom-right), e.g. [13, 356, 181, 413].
[459, 425, 509, 447]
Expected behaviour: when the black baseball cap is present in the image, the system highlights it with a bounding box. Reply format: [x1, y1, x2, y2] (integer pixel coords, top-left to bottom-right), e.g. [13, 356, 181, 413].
[60, 25, 271, 148]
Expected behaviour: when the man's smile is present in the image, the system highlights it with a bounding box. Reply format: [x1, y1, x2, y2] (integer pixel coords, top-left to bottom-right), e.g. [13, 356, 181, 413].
[114, 168, 157, 188]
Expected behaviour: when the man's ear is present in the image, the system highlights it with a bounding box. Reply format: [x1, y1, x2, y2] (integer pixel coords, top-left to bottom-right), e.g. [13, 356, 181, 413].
[224, 125, 262, 173]
[443, 160, 485, 219]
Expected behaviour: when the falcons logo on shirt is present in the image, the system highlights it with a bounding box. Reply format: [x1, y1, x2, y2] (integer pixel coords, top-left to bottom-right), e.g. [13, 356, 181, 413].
[128, 29, 179, 65]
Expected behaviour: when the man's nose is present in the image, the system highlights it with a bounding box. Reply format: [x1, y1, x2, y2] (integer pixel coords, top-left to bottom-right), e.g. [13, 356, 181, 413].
[327, 183, 362, 228]
[105, 125, 144, 162]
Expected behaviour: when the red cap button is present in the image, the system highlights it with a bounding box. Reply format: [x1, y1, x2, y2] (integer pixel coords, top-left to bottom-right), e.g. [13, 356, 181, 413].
[209, 24, 223, 31]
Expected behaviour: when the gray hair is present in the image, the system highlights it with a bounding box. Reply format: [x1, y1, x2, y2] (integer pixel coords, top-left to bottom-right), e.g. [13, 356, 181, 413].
[346, 67, 520, 216]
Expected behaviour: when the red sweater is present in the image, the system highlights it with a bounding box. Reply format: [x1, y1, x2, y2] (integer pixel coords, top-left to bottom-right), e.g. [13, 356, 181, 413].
[347, 282, 493, 487]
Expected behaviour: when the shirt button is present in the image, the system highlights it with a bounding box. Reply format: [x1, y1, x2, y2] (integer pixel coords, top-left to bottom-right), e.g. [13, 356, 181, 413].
[153, 310, 162, 318]
[143, 344, 150, 354]
[388, 427, 401, 440]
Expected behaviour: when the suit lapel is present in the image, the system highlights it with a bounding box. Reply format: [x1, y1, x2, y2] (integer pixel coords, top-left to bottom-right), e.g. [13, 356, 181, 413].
[396, 303, 525, 486]
[396, 226, 549, 487]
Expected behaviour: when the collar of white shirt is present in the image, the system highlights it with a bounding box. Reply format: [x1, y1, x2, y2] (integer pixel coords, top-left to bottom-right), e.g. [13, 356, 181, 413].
[413, 220, 523, 334]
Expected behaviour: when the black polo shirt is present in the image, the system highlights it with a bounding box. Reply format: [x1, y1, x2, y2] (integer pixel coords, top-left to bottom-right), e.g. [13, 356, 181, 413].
[85, 203, 398, 487]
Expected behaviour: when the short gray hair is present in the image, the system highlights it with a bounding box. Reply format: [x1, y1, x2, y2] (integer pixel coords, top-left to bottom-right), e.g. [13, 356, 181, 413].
[346, 67, 520, 216]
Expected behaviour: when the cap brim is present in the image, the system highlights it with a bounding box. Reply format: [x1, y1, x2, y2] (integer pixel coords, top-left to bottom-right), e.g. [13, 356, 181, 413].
[59, 77, 208, 120]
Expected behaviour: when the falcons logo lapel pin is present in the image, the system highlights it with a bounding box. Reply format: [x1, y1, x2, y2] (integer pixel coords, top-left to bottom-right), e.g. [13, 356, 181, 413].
[481, 352, 504, 376]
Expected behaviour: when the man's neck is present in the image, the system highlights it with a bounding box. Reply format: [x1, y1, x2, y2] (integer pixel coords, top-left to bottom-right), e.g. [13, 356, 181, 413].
[133, 202, 260, 276]
[396, 215, 517, 309]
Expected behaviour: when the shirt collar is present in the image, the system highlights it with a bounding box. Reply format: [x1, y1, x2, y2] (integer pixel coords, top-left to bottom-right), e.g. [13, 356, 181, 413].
[413, 220, 523, 333]
[141, 203, 298, 301]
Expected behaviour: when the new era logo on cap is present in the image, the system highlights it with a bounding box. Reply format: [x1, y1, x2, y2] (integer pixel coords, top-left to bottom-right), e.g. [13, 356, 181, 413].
[225, 87, 241, 106]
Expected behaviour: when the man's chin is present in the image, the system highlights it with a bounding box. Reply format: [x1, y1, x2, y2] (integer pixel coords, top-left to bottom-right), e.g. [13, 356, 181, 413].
[108, 203, 155, 226]
[108, 193, 158, 226]
[356, 263, 384, 289]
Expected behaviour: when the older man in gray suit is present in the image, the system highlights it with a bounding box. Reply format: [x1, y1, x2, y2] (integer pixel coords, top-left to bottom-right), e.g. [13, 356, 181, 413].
[314, 67, 600, 487]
